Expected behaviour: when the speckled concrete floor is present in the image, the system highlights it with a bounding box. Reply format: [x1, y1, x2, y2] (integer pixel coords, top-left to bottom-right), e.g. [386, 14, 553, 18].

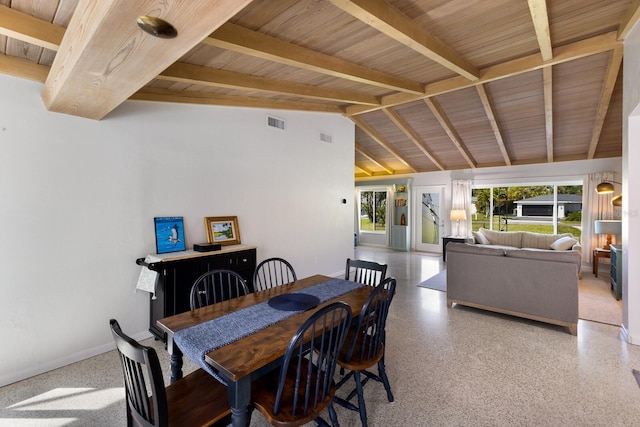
[2, 245, 640, 426]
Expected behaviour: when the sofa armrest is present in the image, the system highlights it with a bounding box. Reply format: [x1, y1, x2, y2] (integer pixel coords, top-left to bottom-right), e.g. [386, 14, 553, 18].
[571, 242, 581, 255]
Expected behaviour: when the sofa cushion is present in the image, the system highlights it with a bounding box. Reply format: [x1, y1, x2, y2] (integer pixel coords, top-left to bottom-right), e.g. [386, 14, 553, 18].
[472, 230, 490, 245]
[521, 231, 573, 250]
[446, 242, 506, 257]
[479, 228, 522, 248]
[550, 236, 579, 251]
[505, 248, 581, 272]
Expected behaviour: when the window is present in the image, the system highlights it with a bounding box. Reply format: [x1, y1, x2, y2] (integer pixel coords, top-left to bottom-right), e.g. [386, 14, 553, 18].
[471, 184, 582, 241]
[359, 189, 387, 232]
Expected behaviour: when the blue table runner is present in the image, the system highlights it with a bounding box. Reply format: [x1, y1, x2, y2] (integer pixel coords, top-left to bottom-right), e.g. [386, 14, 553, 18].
[173, 278, 363, 383]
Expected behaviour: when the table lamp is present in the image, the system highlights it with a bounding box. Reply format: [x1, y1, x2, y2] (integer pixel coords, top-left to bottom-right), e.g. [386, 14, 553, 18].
[450, 209, 466, 237]
[594, 220, 621, 250]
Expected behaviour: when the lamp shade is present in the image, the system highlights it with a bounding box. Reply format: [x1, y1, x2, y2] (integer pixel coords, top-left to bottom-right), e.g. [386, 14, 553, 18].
[450, 209, 466, 221]
[594, 220, 621, 235]
[595, 182, 615, 194]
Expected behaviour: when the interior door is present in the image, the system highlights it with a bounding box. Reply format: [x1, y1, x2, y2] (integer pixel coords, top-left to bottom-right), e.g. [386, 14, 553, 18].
[414, 186, 444, 253]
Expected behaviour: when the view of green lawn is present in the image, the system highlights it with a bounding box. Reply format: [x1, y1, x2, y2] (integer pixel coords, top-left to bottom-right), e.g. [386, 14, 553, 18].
[360, 217, 386, 232]
[471, 214, 581, 239]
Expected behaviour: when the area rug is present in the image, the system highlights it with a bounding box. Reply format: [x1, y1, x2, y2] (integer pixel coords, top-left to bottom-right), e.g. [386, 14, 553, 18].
[579, 272, 622, 326]
[418, 270, 446, 292]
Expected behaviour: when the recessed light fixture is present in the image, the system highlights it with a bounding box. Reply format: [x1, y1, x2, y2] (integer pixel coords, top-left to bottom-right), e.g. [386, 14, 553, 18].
[136, 16, 177, 39]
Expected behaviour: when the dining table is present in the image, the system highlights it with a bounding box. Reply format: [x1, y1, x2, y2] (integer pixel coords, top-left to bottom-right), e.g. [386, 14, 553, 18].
[156, 274, 374, 427]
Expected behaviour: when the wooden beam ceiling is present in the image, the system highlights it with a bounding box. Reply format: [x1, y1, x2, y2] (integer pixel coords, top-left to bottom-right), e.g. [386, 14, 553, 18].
[475, 84, 511, 166]
[41, 0, 255, 119]
[355, 143, 394, 175]
[424, 98, 476, 168]
[327, 0, 479, 80]
[0, 5, 63, 51]
[543, 66, 554, 162]
[618, 0, 640, 40]
[527, 0, 552, 61]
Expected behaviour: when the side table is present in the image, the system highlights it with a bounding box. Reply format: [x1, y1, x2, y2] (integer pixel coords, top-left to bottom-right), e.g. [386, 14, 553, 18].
[592, 248, 610, 278]
[443, 236, 471, 262]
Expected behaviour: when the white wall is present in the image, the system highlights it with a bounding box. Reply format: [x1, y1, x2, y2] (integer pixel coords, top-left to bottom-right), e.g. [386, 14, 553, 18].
[0, 75, 355, 386]
[623, 24, 640, 343]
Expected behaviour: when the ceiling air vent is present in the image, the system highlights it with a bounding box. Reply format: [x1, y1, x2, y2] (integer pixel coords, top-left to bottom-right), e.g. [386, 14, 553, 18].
[266, 115, 286, 131]
[320, 132, 332, 143]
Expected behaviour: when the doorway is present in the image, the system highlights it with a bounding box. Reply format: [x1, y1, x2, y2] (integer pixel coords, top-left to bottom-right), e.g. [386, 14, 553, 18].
[414, 186, 444, 253]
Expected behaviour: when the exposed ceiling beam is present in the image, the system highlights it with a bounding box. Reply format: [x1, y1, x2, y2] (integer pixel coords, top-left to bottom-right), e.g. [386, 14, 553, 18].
[0, 53, 49, 82]
[618, 0, 640, 40]
[587, 47, 624, 159]
[382, 108, 445, 170]
[41, 0, 255, 120]
[351, 116, 418, 173]
[543, 66, 554, 162]
[355, 143, 394, 175]
[205, 22, 424, 95]
[475, 84, 511, 166]
[0, 5, 63, 51]
[527, 0, 553, 61]
[354, 164, 373, 176]
[328, 0, 479, 80]
[346, 31, 620, 116]
[157, 62, 380, 105]
[424, 98, 476, 168]
[131, 87, 343, 113]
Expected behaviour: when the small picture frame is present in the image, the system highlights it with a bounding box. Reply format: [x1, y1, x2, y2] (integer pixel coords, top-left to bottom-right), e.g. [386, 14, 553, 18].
[154, 217, 186, 254]
[205, 216, 241, 246]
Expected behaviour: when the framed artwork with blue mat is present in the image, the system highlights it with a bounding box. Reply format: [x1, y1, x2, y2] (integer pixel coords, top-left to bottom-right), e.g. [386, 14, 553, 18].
[154, 216, 186, 254]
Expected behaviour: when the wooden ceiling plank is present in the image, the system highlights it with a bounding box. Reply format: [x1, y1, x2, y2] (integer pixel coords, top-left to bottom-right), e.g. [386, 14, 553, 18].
[382, 108, 445, 170]
[158, 62, 379, 105]
[424, 98, 476, 168]
[0, 5, 63, 51]
[355, 143, 394, 174]
[42, 0, 255, 120]
[0, 52, 49, 82]
[205, 22, 424, 95]
[328, 0, 479, 80]
[587, 47, 623, 159]
[131, 87, 342, 113]
[527, 0, 553, 61]
[346, 31, 620, 116]
[475, 84, 511, 166]
[618, 0, 640, 40]
[543, 66, 553, 162]
[351, 116, 417, 173]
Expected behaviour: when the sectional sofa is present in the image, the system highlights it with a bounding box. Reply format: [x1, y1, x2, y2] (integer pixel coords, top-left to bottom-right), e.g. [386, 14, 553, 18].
[446, 229, 582, 335]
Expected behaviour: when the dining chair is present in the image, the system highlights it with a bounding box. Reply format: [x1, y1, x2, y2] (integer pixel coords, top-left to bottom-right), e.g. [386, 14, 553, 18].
[109, 319, 231, 427]
[345, 258, 388, 287]
[189, 269, 249, 310]
[251, 302, 353, 427]
[253, 257, 297, 291]
[333, 277, 397, 427]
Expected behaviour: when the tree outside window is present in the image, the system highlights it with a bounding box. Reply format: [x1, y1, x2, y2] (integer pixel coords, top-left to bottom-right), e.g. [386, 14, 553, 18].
[359, 190, 387, 232]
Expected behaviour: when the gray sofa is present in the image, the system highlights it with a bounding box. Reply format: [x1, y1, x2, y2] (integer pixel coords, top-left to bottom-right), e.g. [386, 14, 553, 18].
[446, 242, 580, 335]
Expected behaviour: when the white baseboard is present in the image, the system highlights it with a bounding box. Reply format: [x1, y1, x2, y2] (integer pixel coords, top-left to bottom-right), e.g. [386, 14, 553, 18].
[0, 330, 153, 388]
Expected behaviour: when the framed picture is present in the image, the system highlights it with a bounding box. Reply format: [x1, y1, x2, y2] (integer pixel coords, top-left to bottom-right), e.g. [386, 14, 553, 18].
[204, 216, 241, 246]
[154, 217, 186, 254]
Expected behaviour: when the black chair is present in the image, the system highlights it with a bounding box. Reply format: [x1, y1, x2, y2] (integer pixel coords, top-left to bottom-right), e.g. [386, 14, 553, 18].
[345, 258, 388, 287]
[253, 257, 297, 291]
[334, 277, 397, 427]
[109, 319, 230, 427]
[189, 269, 249, 310]
[251, 302, 353, 427]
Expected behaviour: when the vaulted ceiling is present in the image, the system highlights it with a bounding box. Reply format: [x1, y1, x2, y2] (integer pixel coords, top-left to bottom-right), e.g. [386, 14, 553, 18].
[1, 0, 636, 178]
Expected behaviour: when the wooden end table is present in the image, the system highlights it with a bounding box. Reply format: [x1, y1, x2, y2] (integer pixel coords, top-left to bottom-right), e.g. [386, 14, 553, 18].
[592, 248, 610, 278]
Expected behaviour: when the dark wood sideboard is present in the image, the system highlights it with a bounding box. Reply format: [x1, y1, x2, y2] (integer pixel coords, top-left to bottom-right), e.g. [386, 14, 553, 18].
[137, 246, 257, 341]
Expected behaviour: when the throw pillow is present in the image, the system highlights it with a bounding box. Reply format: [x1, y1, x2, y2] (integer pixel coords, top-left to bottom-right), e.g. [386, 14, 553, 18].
[472, 231, 490, 245]
[550, 236, 578, 251]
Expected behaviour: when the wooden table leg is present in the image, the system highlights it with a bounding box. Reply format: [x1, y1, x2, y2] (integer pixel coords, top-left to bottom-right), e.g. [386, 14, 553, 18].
[166, 335, 183, 384]
[228, 377, 252, 427]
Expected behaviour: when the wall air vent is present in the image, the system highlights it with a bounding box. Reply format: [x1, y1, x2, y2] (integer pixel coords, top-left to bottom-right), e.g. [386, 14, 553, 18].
[320, 132, 333, 143]
[266, 115, 286, 131]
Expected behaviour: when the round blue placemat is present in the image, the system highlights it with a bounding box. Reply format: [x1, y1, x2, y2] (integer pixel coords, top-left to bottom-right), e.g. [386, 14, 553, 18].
[268, 293, 320, 311]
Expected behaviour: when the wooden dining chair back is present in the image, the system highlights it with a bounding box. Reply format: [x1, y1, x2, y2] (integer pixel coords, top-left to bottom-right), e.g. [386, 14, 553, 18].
[345, 258, 388, 287]
[334, 277, 397, 427]
[253, 257, 297, 291]
[109, 319, 230, 427]
[252, 302, 353, 427]
[189, 269, 249, 310]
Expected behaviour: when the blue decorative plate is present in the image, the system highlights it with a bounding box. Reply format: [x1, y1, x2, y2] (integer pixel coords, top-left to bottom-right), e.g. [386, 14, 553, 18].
[268, 293, 320, 311]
